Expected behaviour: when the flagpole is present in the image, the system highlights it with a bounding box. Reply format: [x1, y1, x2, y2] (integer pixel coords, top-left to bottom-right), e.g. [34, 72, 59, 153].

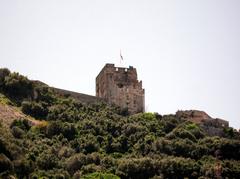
[120, 49, 123, 66]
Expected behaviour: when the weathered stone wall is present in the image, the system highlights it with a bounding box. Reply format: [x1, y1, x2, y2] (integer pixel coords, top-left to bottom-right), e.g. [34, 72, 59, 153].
[176, 110, 229, 128]
[96, 63, 145, 114]
[53, 88, 103, 104]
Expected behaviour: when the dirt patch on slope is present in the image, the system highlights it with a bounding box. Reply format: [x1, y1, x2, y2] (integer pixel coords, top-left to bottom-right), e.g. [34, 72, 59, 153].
[0, 103, 44, 127]
[0, 103, 26, 127]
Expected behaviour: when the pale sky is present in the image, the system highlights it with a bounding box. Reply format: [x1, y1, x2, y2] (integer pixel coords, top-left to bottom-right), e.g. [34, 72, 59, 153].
[0, 0, 240, 129]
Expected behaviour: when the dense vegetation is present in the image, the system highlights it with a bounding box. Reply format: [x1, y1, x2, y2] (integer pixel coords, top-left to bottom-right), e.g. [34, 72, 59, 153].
[0, 68, 240, 179]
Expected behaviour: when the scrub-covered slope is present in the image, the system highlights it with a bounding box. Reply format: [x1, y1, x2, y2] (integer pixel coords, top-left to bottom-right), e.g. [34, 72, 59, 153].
[0, 68, 240, 179]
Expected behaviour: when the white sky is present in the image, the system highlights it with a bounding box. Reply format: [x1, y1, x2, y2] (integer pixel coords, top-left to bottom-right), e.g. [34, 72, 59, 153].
[0, 0, 240, 129]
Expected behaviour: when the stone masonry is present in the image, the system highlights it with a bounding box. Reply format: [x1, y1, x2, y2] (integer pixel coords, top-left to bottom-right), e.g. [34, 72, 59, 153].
[176, 110, 229, 128]
[96, 64, 145, 114]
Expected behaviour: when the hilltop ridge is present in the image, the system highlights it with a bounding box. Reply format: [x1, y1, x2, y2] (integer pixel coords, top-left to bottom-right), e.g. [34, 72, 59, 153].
[0, 68, 240, 179]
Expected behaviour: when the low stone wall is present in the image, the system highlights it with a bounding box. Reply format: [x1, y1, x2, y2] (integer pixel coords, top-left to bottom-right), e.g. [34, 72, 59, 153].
[53, 88, 104, 104]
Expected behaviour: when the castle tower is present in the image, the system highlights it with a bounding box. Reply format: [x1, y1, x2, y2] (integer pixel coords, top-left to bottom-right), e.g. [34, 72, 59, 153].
[96, 63, 145, 114]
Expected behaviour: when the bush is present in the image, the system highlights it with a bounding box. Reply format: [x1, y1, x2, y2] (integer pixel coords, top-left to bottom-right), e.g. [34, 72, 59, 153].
[46, 121, 77, 140]
[11, 126, 25, 138]
[13, 159, 33, 178]
[3, 72, 33, 100]
[156, 157, 199, 178]
[66, 153, 87, 175]
[82, 172, 120, 179]
[0, 134, 22, 160]
[81, 164, 103, 175]
[58, 146, 75, 158]
[118, 107, 129, 116]
[22, 101, 48, 119]
[34, 86, 55, 104]
[142, 112, 156, 121]
[71, 135, 99, 154]
[0, 154, 13, 173]
[167, 127, 197, 142]
[185, 123, 205, 139]
[37, 152, 58, 170]
[61, 122, 77, 140]
[10, 118, 31, 131]
[30, 169, 70, 179]
[0, 68, 10, 87]
[116, 157, 155, 179]
[46, 121, 62, 137]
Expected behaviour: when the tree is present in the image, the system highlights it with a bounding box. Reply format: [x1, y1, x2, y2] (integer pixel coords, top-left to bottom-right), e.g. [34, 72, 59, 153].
[11, 126, 25, 139]
[46, 121, 62, 137]
[116, 158, 155, 179]
[37, 151, 58, 170]
[22, 101, 48, 119]
[3, 72, 33, 101]
[0, 154, 13, 173]
[0, 68, 10, 87]
[66, 153, 87, 175]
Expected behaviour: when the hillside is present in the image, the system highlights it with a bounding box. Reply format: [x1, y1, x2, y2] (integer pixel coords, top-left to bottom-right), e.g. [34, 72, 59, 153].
[0, 68, 240, 179]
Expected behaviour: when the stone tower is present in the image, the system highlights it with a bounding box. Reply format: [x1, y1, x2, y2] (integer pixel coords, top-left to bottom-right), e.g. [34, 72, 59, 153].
[96, 64, 145, 114]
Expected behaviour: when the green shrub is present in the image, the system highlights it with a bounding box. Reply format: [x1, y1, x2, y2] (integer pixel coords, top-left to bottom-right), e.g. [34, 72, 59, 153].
[37, 151, 58, 170]
[13, 159, 33, 178]
[61, 122, 77, 140]
[3, 72, 33, 101]
[0, 68, 10, 87]
[46, 121, 77, 140]
[58, 146, 75, 158]
[30, 169, 70, 179]
[0, 133, 22, 160]
[81, 164, 103, 175]
[156, 157, 200, 178]
[0, 154, 13, 173]
[34, 86, 55, 104]
[66, 153, 87, 175]
[10, 118, 31, 131]
[22, 101, 48, 119]
[142, 112, 156, 121]
[116, 157, 155, 179]
[46, 121, 62, 137]
[11, 126, 25, 138]
[83, 172, 120, 179]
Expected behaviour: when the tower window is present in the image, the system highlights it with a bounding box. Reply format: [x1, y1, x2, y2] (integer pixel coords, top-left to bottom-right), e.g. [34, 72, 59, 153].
[117, 83, 123, 88]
